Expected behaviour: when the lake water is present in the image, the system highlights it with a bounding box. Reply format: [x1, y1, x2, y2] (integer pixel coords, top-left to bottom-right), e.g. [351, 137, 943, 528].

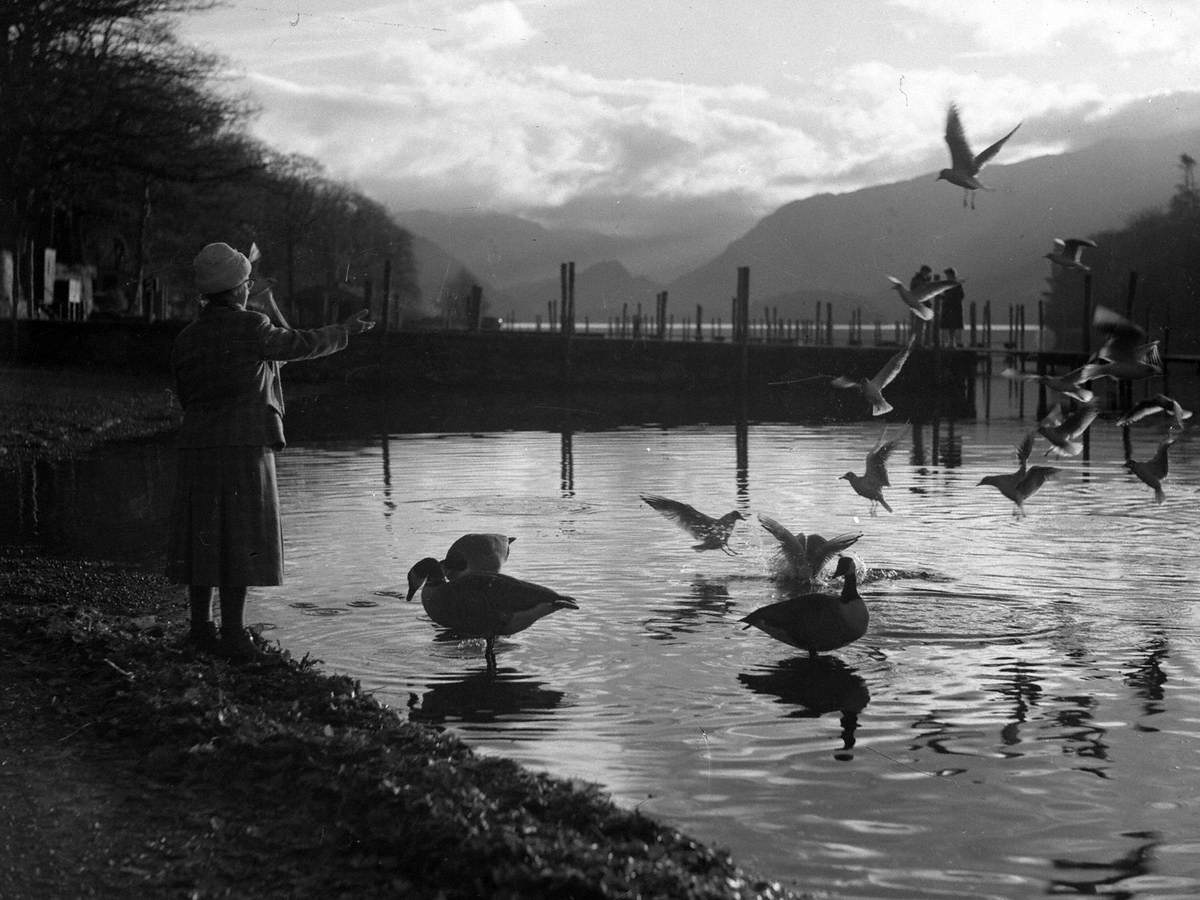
[6, 382, 1200, 898]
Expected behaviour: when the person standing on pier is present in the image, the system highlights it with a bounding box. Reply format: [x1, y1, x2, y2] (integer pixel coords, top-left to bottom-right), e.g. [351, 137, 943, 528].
[166, 242, 375, 660]
[940, 267, 965, 348]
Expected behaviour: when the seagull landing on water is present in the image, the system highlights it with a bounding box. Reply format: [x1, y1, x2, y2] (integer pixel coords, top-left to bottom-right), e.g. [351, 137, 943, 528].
[977, 432, 1061, 518]
[886, 276, 959, 322]
[1125, 436, 1176, 504]
[1079, 305, 1163, 382]
[1116, 394, 1193, 432]
[757, 514, 862, 587]
[640, 494, 746, 555]
[840, 430, 901, 516]
[830, 334, 917, 416]
[938, 103, 1022, 209]
[1045, 238, 1097, 273]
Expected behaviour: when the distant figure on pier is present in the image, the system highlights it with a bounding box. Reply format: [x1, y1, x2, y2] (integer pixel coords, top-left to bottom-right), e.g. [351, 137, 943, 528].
[939, 267, 965, 348]
[166, 242, 375, 661]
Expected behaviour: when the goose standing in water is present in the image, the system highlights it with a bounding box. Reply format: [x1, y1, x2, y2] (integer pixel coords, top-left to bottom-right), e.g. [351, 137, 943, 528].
[640, 494, 746, 555]
[937, 102, 1022, 208]
[840, 432, 901, 515]
[757, 514, 862, 586]
[740, 557, 867, 657]
[405, 557, 578, 670]
[440, 533, 515, 580]
[830, 334, 917, 417]
[977, 432, 1061, 518]
[1125, 437, 1175, 504]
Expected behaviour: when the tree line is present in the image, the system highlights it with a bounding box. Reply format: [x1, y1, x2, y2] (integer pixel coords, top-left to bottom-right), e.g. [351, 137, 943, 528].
[1, 0, 438, 326]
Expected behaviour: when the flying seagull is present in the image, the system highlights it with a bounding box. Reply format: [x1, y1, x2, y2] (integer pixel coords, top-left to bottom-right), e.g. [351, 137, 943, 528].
[887, 275, 959, 321]
[1038, 402, 1100, 458]
[757, 513, 862, 587]
[831, 334, 916, 416]
[1125, 436, 1175, 504]
[999, 365, 1094, 404]
[1079, 305, 1162, 382]
[977, 432, 1061, 518]
[640, 494, 746, 555]
[937, 103, 1022, 208]
[1116, 394, 1192, 432]
[840, 431, 901, 516]
[1045, 238, 1097, 273]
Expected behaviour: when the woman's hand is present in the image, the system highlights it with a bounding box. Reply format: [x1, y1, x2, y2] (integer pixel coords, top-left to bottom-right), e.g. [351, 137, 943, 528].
[344, 309, 376, 335]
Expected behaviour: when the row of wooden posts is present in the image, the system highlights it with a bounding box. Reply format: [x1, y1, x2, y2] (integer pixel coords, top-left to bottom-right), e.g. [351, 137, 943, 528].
[509, 262, 1032, 351]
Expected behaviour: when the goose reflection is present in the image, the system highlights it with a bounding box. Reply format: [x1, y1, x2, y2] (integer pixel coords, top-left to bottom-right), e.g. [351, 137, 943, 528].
[408, 666, 566, 728]
[738, 656, 870, 756]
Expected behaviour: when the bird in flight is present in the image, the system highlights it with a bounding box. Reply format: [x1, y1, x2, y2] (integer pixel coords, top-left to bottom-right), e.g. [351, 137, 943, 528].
[831, 334, 917, 416]
[977, 432, 1061, 518]
[886, 275, 959, 321]
[1037, 402, 1099, 458]
[1079, 305, 1162, 382]
[1125, 436, 1176, 504]
[1116, 394, 1192, 432]
[1045, 237, 1097, 273]
[840, 430, 901, 515]
[938, 103, 1022, 208]
[640, 494, 746, 555]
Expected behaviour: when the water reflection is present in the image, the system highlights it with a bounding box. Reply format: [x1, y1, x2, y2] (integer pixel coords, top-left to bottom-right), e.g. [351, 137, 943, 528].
[1048, 831, 1161, 899]
[643, 575, 734, 640]
[738, 656, 870, 757]
[408, 667, 567, 730]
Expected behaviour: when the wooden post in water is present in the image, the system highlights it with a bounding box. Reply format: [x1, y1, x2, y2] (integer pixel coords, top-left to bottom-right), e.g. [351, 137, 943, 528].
[468, 284, 482, 331]
[814, 301, 822, 345]
[736, 266, 750, 385]
[380, 258, 392, 333]
[1121, 271, 1138, 410]
[560, 261, 575, 382]
[969, 301, 977, 347]
[825, 302, 833, 345]
[695, 304, 703, 341]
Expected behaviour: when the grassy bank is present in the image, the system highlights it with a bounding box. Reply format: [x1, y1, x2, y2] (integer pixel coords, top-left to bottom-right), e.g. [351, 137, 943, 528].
[0, 364, 808, 899]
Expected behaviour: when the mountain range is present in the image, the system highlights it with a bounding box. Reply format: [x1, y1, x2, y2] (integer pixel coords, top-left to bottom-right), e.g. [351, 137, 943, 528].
[398, 125, 1200, 327]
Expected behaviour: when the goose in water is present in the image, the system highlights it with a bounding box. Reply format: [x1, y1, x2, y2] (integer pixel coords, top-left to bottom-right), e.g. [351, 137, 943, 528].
[440, 533, 515, 579]
[1125, 437, 1175, 504]
[1079, 306, 1162, 382]
[840, 432, 900, 515]
[1045, 237, 1097, 273]
[999, 365, 1094, 404]
[977, 432, 1061, 518]
[740, 557, 867, 657]
[405, 557, 578, 668]
[830, 335, 916, 416]
[886, 275, 958, 322]
[757, 514, 862, 586]
[937, 102, 1022, 209]
[1116, 394, 1192, 432]
[1038, 402, 1099, 458]
[640, 494, 746, 555]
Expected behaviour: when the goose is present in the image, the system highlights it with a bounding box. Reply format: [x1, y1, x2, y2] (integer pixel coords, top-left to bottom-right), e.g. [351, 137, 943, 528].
[831, 334, 916, 416]
[440, 533, 515, 580]
[640, 494, 746, 555]
[977, 432, 1061, 517]
[757, 513, 862, 586]
[1038, 402, 1099, 458]
[1078, 306, 1162, 382]
[1125, 437, 1175, 504]
[1116, 394, 1192, 432]
[1045, 237, 1097, 273]
[740, 557, 867, 657]
[937, 103, 1022, 208]
[405, 557, 578, 667]
[840, 432, 900, 515]
[999, 366, 1094, 404]
[886, 275, 958, 321]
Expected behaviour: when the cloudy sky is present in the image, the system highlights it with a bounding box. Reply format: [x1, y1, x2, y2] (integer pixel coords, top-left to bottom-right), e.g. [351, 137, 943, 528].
[181, 1, 1200, 247]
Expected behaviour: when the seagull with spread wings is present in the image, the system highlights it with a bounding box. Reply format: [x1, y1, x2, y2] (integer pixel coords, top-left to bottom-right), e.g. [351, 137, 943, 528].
[831, 334, 917, 416]
[840, 431, 901, 516]
[1079, 305, 1163, 382]
[640, 494, 746, 555]
[757, 514, 862, 587]
[1116, 394, 1192, 432]
[886, 275, 959, 321]
[999, 365, 1094, 404]
[1045, 237, 1097, 273]
[977, 432, 1061, 518]
[1125, 436, 1176, 504]
[1038, 402, 1100, 458]
[937, 103, 1022, 209]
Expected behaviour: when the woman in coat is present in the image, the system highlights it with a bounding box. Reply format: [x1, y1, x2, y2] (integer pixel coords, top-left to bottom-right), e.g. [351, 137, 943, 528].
[166, 242, 374, 659]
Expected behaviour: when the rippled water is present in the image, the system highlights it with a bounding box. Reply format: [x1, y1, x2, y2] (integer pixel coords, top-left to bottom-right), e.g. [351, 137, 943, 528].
[7, 392, 1200, 897]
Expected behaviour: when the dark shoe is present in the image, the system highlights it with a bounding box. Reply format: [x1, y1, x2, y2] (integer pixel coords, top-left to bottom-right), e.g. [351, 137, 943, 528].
[217, 628, 263, 662]
[179, 622, 221, 654]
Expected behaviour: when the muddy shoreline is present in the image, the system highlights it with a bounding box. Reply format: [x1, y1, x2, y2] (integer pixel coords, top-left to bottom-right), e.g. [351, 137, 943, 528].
[0, 364, 808, 899]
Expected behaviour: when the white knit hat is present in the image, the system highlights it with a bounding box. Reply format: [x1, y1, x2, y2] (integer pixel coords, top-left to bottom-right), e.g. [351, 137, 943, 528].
[194, 242, 251, 294]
